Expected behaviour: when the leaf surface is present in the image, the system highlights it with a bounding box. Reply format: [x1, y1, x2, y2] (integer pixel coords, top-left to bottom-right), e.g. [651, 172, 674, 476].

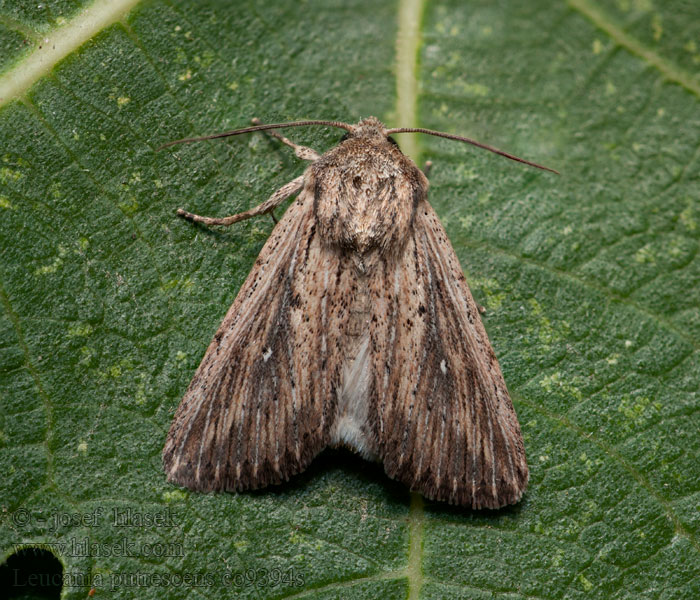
[0, 1, 698, 598]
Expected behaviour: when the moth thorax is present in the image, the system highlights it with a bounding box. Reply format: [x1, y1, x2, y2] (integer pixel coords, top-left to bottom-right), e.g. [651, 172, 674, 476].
[314, 169, 418, 260]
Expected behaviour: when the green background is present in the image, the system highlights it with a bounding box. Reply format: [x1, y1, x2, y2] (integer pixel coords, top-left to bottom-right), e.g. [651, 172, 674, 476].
[1, 0, 698, 598]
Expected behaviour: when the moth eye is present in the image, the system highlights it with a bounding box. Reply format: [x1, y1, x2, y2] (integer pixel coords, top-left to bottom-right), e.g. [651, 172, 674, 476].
[387, 136, 399, 147]
[340, 132, 350, 142]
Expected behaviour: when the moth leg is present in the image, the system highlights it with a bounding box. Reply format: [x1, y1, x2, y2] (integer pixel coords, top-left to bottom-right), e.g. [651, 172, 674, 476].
[177, 175, 304, 227]
[251, 118, 321, 161]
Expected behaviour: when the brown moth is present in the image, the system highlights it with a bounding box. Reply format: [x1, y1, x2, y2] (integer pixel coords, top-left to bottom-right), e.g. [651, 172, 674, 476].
[161, 117, 556, 509]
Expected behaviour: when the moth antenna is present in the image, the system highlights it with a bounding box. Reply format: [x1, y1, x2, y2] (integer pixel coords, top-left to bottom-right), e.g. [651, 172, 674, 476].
[386, 127, 559, 174]
[157, 120, 353, 151]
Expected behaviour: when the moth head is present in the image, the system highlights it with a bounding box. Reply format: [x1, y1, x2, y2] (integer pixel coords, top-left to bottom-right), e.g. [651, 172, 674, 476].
[348, 117, 388, 140]
[335, 117, 403, 151]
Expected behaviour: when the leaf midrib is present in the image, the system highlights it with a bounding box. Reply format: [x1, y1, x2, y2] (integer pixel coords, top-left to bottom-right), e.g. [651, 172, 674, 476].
[395, 0, 427, 598]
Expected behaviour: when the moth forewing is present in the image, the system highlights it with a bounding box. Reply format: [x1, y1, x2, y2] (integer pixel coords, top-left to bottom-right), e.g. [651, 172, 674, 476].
[163, 116, 546, 508]
[370, 201, 528, 508]
[162, 190, 341, 491]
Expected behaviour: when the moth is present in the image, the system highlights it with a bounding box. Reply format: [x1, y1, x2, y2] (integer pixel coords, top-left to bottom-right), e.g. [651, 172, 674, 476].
[161, 117, 556, 509]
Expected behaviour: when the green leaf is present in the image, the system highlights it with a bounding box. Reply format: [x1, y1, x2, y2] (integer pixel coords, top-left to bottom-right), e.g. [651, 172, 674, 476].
[1, 1, 698, 599]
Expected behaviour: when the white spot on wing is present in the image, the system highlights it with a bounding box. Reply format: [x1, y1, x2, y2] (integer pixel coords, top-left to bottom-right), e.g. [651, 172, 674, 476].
[331, 335, 376, 459]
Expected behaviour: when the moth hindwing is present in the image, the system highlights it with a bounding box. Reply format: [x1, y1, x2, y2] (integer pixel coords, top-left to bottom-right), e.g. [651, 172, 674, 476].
[162, 116, 538, 509]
